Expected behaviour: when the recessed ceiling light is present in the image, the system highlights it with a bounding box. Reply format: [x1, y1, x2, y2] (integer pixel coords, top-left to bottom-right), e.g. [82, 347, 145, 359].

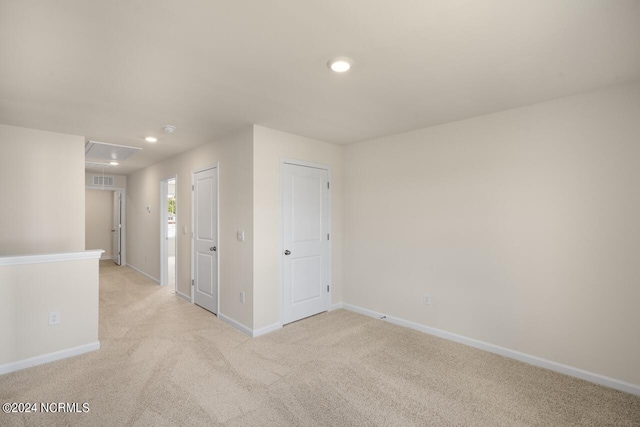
[162, 125, 176, 133]
[110, 161, 119, 166]
[328, 56, 353, 73]
[145, 136, 157, 143]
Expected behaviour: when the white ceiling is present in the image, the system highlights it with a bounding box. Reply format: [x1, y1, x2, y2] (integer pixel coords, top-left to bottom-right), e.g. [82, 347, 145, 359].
[1, 0, 640, 175]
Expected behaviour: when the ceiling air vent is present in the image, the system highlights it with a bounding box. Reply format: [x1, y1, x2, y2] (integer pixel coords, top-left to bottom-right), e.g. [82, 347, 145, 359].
[85, 140, 142, 161]
[93, 176, 114, 186]
[85, 161, 116, 169]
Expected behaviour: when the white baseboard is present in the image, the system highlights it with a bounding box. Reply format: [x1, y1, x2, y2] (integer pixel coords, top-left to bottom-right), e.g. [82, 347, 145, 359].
[176, 291, 191, 302]
[253, 322, 282, 337]
[127, 264, 159, 284]
[329, 302, 344, 311]
[218, 312, 253, 337]
[217, 313, 281, 338]
[0, 341, 101, 376]
[100, 255, 113, 261]
[341, 303, 640, 396]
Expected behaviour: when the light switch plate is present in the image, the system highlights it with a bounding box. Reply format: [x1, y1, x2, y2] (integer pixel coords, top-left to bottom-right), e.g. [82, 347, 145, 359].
[237, 230, 245, 242]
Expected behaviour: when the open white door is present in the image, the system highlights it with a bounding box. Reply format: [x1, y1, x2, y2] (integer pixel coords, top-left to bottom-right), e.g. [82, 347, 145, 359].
[193, 167, 218, 314]
[281, 162, 330, 325]
[160, 178, 177, 290]
[112, 191, 122, 265]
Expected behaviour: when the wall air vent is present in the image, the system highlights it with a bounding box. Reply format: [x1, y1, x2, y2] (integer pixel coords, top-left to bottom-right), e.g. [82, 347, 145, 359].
[93, 176, 114, 186]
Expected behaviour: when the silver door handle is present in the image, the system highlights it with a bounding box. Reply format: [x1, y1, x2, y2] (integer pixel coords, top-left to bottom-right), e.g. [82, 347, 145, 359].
[284, 250, 291, 255]
[210, 246, 217, 252]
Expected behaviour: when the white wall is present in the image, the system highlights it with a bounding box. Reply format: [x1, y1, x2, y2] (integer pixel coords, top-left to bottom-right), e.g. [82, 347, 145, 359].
[85, 189, 113, 258]
[253, 125, 343, 330]
[126, 128, 254, 328]
[0, 252, 101, 371]
[343, 82, 640, 386]
[0, 124, 85, 255]
[126, 125, 341, 332]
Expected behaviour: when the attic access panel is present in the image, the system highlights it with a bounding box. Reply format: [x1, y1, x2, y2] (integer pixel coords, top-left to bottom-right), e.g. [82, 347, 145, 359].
[85, 140, 142, 161]
[85, 161, 117, 169]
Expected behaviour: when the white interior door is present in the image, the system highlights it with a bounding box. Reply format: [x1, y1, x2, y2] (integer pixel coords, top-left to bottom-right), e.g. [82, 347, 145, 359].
[282, 162, 330, 325]
[193, 167, 218, 314]
[112, 191, 122, 265]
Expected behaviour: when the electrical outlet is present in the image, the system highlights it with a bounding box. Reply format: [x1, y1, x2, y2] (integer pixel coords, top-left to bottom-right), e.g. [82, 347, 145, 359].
[240, 291, 245, 304]
[49, 311, 60, 325]
[423, 294, 431, 305]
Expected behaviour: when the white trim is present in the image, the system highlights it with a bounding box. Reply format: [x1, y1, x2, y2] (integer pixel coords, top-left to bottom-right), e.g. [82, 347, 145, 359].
[279, 159, 332, 326]
[281, 158, 331, 170]
[329, 302, 344, 311]
[191, 171, 195, 304]
[0, 250, 104, 267]
[217, 314, 282, 338]
[218, 312, 253, 336]
[100, 255, 113, 261]
[253, 322, 282, 337]
[127, 264, 159, 284]
[0, 341, 101, 376]
[341, 303, 640, 396]
[176, 291, 191, 302]
[215, 165, 219, 314]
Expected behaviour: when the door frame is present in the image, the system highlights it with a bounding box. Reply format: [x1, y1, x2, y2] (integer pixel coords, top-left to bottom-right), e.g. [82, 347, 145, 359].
[191, 163, 220, 314]
[160, 175, 177, 291]
[278, 158, 332, 326]
[85, 185, 127, 266]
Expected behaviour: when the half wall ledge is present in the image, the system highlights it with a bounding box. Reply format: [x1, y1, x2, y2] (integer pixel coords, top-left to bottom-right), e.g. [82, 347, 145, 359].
[0, 249, 103, 375]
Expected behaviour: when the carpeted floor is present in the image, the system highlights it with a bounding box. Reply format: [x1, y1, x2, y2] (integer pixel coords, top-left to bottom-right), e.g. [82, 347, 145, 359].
[1, 260, 639, 426]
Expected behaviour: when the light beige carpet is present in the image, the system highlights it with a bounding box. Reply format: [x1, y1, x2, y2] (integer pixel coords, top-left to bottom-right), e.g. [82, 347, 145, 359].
[0, 260, 638, 426]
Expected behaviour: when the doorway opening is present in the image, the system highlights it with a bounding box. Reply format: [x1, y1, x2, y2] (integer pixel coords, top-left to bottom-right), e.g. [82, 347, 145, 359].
[161, 177, 177, 292]
[113, 190, 123, 265]
[85, 186, 126, 266]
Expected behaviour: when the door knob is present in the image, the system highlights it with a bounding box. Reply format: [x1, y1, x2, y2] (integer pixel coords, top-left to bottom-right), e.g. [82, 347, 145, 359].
[210, 246, 217, 252]
[284, 250, 291, 255]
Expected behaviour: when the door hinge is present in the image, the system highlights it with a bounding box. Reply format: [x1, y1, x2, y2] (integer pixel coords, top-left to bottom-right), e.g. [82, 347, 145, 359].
[327, 285, 330, 292]
[327, 233, 330, 241]
[327, 182, 330, 189]
[192, 185, 194, 191]
[192, 279, 194, 286]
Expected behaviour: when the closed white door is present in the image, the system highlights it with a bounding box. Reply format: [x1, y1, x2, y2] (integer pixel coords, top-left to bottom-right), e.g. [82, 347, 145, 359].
[193, 167, 218, 314]
[112, 191, 121, 265]
[282, 162, 330, 325]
